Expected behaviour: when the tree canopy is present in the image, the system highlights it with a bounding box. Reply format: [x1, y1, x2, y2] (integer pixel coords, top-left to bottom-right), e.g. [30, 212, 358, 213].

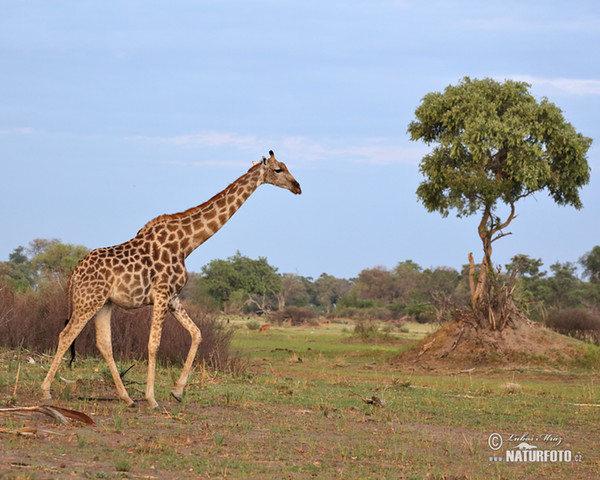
[199, 251, 282, 311]
[0, 239, 88, 290]
[580, 246, 600, 284]
[408, 77, 591, 218]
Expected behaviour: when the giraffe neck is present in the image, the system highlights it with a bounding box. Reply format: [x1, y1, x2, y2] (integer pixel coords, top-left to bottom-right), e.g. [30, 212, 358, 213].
[139, 164, 264, 259]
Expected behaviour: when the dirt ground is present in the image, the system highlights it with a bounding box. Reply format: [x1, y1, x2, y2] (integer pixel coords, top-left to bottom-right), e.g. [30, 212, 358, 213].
[400, 316, 587, 368]
[1, 371, 598, 480]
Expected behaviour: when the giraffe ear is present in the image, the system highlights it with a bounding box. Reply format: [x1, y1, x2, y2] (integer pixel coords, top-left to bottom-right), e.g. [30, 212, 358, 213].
[252, 161, 260, 166]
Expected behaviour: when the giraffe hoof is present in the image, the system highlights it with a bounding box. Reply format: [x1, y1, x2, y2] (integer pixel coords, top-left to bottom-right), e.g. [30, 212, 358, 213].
[128, 401, 138, 408]
[170, 391, 183, 403]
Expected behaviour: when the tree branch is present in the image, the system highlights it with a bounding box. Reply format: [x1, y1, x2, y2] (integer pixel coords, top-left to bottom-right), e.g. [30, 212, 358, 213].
[492, 231, 513, 243]
[489, 202, 517, 244]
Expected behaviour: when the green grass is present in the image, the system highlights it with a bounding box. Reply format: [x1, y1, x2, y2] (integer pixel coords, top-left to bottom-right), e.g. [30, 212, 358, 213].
[1, 320, 599, 479]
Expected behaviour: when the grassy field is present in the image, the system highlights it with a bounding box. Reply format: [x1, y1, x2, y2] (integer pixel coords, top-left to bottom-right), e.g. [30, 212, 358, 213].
[1, 319, 599, 479]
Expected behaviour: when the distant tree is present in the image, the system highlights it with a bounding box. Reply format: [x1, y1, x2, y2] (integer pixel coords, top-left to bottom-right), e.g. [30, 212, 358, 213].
[8, 246, 28, 265]
[393, 260, 423, 303]
[355, 267, 398, 304]
[277, 273, 311, 310]
[1, 240, 88, 290]
[312, 273, 351, 313]
[544, 262, 584, 310]
[201, 252, 281, 312]
[580, 246, 600, 284]
[32, 242, 89, 282]
[419, 266, 462, 301]
[180, 272, 218, 311]
[505, 254, 545, 279]
[504, 255, 546, 320]
[27, 238, 61, 257]
[408, 77, 592, 329]
[0, 246, 36, 291]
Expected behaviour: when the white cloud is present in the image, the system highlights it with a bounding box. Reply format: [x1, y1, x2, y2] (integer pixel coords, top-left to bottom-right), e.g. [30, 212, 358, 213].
[280, 136, 425, 165]
[133, 131, 260, 150]
[0, 127, 38, 135]
[134, 130, 425, 166]
[510, 75, 600, 96]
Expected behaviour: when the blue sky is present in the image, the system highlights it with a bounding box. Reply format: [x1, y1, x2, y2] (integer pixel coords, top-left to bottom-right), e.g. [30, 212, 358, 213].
[1, 0, 599, 280]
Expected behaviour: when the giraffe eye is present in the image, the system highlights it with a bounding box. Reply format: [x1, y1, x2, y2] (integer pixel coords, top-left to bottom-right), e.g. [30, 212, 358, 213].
[274, 168, 284, 174]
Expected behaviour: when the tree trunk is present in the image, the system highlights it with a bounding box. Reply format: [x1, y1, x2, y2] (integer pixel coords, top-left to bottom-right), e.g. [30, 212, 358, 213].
[276, 292, 285, 312]
[468, 203, 518, 330]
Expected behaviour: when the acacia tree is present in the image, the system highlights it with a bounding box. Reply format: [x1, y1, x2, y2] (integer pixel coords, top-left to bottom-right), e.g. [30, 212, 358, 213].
[408, 77, 592, 329]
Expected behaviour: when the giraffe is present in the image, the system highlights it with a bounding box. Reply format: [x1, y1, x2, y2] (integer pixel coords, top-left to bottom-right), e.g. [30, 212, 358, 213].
[40, 151, 301, 409]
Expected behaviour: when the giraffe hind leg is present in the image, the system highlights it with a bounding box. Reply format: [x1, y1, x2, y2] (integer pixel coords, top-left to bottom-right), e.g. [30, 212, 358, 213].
[93, 303, 136, 407]
[40, 306, 99, 403]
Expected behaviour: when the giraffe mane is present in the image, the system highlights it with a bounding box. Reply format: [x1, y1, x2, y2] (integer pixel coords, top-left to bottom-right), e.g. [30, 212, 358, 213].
[137, 162, 261, 234]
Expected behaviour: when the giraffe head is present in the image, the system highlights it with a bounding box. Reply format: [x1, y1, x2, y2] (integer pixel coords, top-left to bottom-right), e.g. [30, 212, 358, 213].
[254, 150, 302, 195]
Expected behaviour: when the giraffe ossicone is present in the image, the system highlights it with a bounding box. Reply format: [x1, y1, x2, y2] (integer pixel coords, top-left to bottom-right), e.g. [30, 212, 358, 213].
[40, 151, 301, 409]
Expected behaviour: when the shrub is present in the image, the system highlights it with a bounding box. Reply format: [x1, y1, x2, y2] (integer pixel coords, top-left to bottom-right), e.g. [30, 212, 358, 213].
[353, 319, 380, 340]
[546, 309, 600, 345]
[333, 305, 404, 322]
[245, 318, 261, 330]
[268, 307, 318, 326]
[0, 282, 243, 373]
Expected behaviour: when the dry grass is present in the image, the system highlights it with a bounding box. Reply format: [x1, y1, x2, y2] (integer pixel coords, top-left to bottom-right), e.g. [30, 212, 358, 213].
[0, 283, 242, 372]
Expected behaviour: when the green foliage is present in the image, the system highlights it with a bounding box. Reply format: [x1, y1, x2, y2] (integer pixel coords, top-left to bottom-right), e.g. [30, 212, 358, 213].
[543, 262, 583, 309]
[32, 241, 88, 280]
[180, 272, 218, 310]
[245, 318, 261, 330]
[408, 77, 592, 218]
[406, 301, 433, 324]
[201, 251, 282, 311]
[338, 291, 380, 309]
[505, 254, 545, 279]
[580, 246, 600, 283]
[8, 246, 28, 264]
[311, 273, 352, 313]
[280, 273, 312, 307]
[353, 319, 380, 340]
[0, 239, 87, 290]
[0, 249, 35, 291]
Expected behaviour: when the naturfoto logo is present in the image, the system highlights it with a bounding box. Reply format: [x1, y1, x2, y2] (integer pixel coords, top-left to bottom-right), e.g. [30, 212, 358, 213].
[488, 432, 583, 464]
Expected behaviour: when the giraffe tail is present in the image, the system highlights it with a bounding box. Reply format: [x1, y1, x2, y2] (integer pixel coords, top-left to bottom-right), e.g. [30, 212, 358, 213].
[65, 273, 77, 368]
[66, 317, 77, 368]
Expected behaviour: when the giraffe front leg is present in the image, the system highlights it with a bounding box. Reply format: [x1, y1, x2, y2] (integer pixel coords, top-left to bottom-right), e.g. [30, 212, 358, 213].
[169, 299, 202, 402]
[146, 302, 167, 410]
